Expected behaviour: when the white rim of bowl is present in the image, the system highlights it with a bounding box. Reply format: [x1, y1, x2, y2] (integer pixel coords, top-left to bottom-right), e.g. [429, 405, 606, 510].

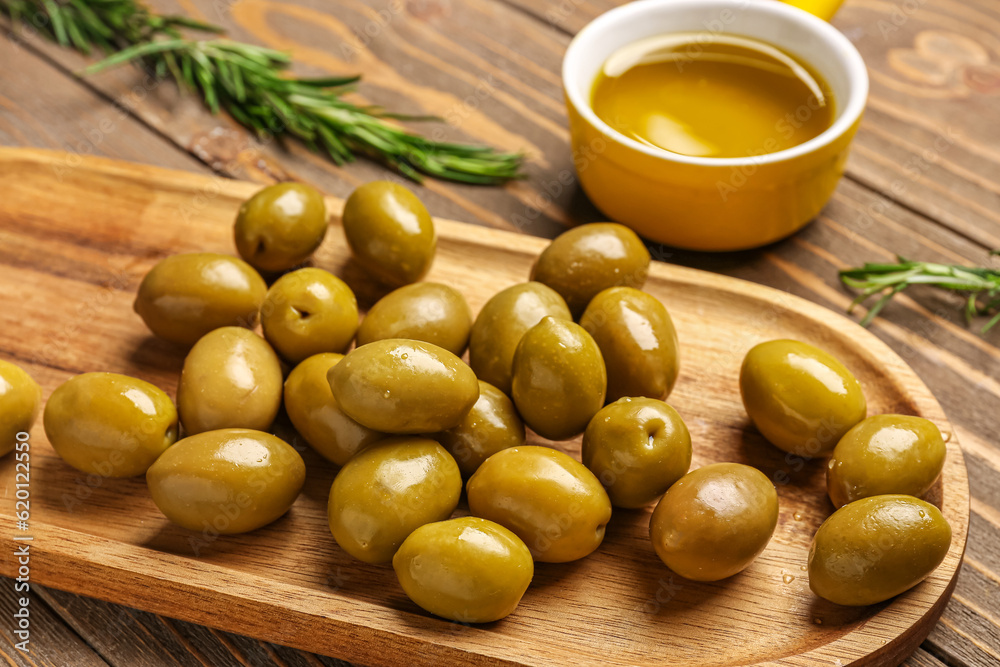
[562, 0, 869, 167]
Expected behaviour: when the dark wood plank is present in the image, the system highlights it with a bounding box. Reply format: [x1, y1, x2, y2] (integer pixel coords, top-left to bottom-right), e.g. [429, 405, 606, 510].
[903, 647, 952, 667]
[37, 583, 357, 667]
[0, 581, 110, 667]
[0, 31, 210, 173]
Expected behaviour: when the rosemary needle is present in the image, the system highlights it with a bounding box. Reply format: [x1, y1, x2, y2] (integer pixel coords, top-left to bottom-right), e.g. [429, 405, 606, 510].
[839, 253, 1000, 333]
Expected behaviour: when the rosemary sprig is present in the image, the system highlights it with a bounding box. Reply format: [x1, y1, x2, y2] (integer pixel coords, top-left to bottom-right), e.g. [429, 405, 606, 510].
[840, 253, 1000, 332]
[1, 0, 524, 184]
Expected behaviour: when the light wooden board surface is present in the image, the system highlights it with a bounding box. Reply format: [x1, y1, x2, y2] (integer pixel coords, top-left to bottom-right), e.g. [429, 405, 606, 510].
[0, 149, 971, 666]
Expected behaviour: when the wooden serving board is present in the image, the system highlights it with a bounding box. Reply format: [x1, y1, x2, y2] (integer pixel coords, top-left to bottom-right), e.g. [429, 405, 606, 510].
[0, 149, 969, 667]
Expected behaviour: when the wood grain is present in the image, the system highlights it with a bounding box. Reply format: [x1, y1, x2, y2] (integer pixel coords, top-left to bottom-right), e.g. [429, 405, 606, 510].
[0, 149, 970, 666]
[1, 0, 999, 663]
[0, 578, 110, 667]
[0, 30, 210, 174]
[34, 585, 353, 667]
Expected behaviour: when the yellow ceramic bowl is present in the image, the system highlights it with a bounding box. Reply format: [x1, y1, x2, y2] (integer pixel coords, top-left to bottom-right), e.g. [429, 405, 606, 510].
[562, 0, 868, 251]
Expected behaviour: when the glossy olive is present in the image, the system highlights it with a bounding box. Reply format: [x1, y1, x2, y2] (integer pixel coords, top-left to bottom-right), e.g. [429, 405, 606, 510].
[511, 317, 606, 441]
[177, 327, 283, 435]
[809, 495, 952, 606]
[468, 282, 572, 395]
[357, 282, 472, 357]
[582, 397, 691, 508]
[341, 181, 436, 287]
[649, 463, 778, 581]
[530, 223, 651, 317]
[134, 253, 267, 346]
[328, 437, 462, 563]
[827, 415, 947, 509]
[147, 428, 305, 534]
[0, 360, 42, 457]
[580, 287, 679, 402]
[393, 517, 533, 623]
[284, 353, 383, 466]
[467, 446, 612, 562]
[740, 339, 867, 457]
[43, 373, 178, 477]
[328, 339, 478, 433]
[261, 268, 359, 363]
[234, 182, 328, 273]
[436, 381, 525, 477]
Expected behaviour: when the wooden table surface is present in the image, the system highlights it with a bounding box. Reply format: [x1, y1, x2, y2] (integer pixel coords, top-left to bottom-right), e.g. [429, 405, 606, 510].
[1, 0, 998, 665]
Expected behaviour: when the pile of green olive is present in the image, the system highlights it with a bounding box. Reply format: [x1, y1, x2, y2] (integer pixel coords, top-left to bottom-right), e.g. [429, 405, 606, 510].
[740, 339, 952, 603]
[1, 178, 953, 627]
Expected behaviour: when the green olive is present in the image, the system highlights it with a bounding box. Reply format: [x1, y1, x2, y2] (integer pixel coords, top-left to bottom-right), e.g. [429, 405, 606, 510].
[341, 181, 436, 287]
[393, 517, 533, 623]
[234, 182, 328, 273]
[177, 327, 283, 435]
[435, 381, 525, 477]
[809, 495, 951, 606]
[582, 397, 691, 508]
[827, 415, 946, 509]
[0, 360, 42, 457]
[580, 287, 679, 402]
[530, 223, 651, 317]
[649, 463, 778, 581]
[284, 353, 384, 466]
[147, 428, 305, 534]
[260, 267, 359, 364]
[357, 282, 472, 357]
[328, 339, 478, 433]
[467, 446, 612, 562]
[43, 373, 178, 477]
[328, 437, 462, 563]
[740, 339, 867, 457]
[134, 253, 267, 346]
[468, 282, 571, 395]
[511, 317, 606, 441]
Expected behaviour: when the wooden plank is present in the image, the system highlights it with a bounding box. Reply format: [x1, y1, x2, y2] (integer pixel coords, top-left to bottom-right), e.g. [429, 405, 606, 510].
[36, 585, 355, 667]
[0, 149, 971, 666]
[902, 647, 951, 667]
[0, 580, 110, 667]
[0, 31, 210, 173]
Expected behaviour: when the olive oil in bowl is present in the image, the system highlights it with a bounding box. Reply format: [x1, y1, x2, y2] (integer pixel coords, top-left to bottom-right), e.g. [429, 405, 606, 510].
[592, 33, 834, 159]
